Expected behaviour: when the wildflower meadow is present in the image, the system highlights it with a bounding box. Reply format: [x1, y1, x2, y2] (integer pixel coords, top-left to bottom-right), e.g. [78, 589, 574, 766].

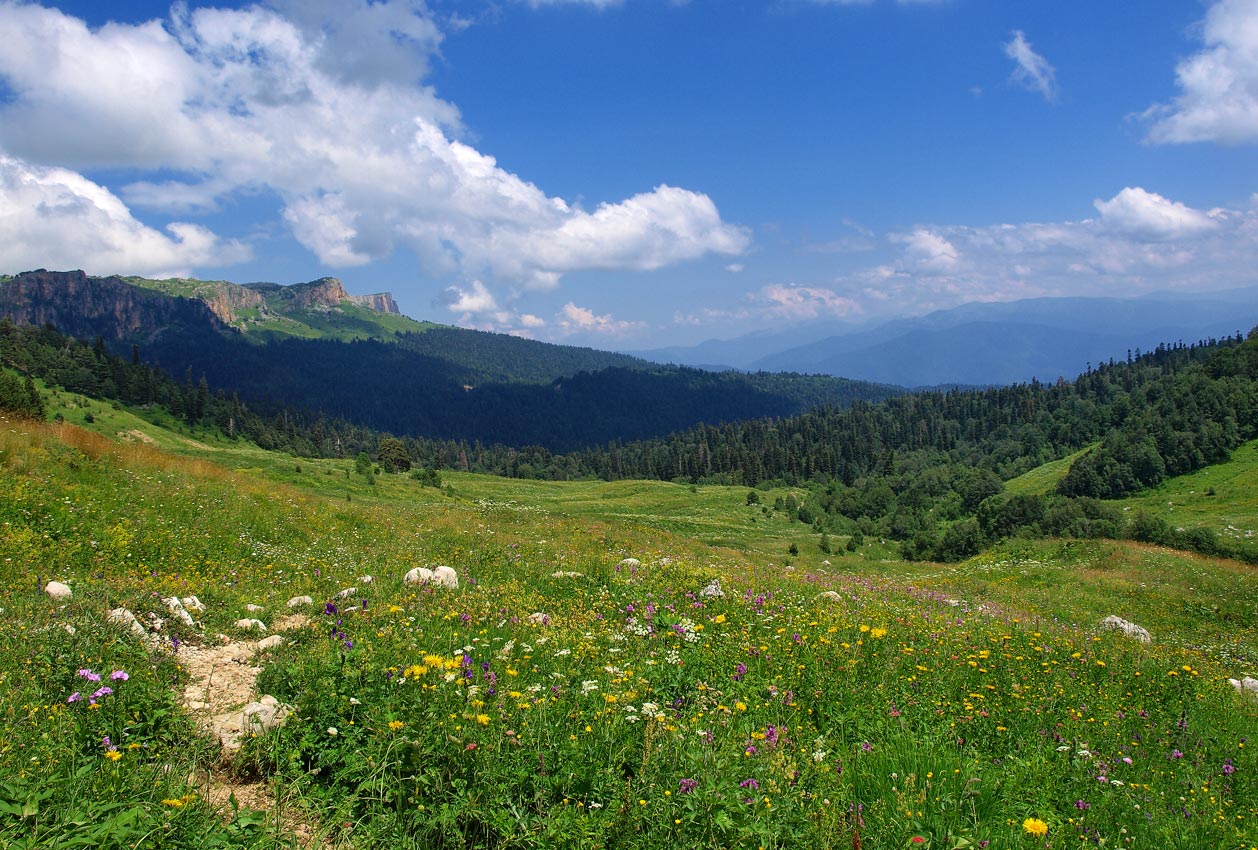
[2, 416, 1256, 848]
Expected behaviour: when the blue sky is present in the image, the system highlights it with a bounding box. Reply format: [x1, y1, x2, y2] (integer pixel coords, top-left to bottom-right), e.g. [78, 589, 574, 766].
[1, 0, 1256, 348]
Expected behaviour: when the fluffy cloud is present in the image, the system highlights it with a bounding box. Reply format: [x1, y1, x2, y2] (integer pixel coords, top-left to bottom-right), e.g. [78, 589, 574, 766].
[860, 187, 1249, 310]
[756, 284, 862, 320]
[0, 154, 250, 278]
[1094, 187, 1220, 240]
[0, 2, 745, 285]
[1004, 30, 1058, 102]
[555, 302, 644, 336]
[1143, 0, 1258, 144]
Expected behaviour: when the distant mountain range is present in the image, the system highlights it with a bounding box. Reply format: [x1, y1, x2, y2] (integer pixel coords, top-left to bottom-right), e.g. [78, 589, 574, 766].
[629, 288, 1258, 387]
[0, 269, 900, 451]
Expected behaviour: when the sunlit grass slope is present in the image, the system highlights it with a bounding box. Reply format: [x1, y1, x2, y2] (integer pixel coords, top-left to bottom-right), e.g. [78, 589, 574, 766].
[2, 414, 1256, 849]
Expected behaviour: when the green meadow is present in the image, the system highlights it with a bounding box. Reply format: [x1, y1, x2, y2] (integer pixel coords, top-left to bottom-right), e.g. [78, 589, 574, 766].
[2, 406, 1256, 849]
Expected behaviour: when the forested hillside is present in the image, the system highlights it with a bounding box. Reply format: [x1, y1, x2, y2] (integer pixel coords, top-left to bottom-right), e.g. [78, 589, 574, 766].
[0, 271, 903, 450]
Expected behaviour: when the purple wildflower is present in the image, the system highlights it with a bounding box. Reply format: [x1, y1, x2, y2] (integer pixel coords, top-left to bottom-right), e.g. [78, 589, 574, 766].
[1172, 749, 1184, 759]
[860, 741, 873, 753]
[67, 692, 82, 703]
[1222, 760, 1236, 775]
[739, 778, 759, 790]
[110, 670, 128, 681]
[678, 778, 698, 795]
[732, 663, 746, 682]
[91, 686, 113, 699]
[324, 602, 338, 616]
[1075, 800, 1091, 810]
[78, 669, 102, 682]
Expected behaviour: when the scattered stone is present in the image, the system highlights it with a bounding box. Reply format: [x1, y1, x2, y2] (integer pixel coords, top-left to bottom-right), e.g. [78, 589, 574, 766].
[1099, 615, 1152, 644]
[214, 695, 294, 753]
[148, 612, 165, 631]
[822, 560, 832, 566]
[699, 578, 725, 599]
[108, 607, 148, 637]
[257, 635, 285, 651]
[618, 558, 641, 569]
[61, 623, 76, 635]
[44, 580, 72, 601]
[404, 567, 434, 585]
[286, 595, 313, 608]
[816, 591, 843, 602]
[358, 575, 374, 584]
[1229, 676, 1258, 697]
[334, 587, 358, 599]
[527, 612, 550, 626]
[234, 618, 267, 632]
[180, 595, 206, 611]
[551, 571, 584, 578]
[165, 597, 196, 627]
[432, 566, 459, 589]
[245, 603, 265, 613]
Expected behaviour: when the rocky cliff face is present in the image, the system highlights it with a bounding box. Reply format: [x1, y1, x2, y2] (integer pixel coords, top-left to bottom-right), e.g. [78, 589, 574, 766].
[203, 282, 264, 325]
[245, 277, 399, 315]
[349, 291, 400, 314]
[0, 269, 231, 344]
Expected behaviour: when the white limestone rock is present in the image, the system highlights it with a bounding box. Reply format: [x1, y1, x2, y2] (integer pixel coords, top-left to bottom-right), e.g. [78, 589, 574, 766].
[245, 603, 265, 613]
[257, 635, 285, 651]
[1229, 676, 1258, 698]
[234, 618, 267, 632]
[432, 566, 459, 589]
[358, 575, 374, 584]
[286, 595, 313, 608]
[334, 587, 358, 599]
[1099, 615, 1152, 644]
[404, 567, 433, 585]
[816, 591, 843, 602]
[44, 581, 72, 601]
[618, 558, 641, 570]
[108, 607, 148, 638]
[164, 597, 196, 627]
[180, 595, 206, 611]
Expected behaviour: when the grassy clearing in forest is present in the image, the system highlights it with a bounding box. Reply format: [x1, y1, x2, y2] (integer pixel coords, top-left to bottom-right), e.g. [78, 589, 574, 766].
[2, 416, 1257, 849]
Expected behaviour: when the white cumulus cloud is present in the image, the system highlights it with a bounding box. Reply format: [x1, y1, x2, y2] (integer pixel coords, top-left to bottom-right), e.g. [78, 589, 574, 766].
[756, 284, 863, 320]
[0, 153, 250, 278]
[556, 302, 644, 336]
[0, 2, 745, 287]
[1143, 0, 1258, 144]
[1093, 187, 1219, 240]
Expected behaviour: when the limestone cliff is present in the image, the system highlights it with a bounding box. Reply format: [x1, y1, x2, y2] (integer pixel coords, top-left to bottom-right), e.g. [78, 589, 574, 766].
[0, 269, 231, 344]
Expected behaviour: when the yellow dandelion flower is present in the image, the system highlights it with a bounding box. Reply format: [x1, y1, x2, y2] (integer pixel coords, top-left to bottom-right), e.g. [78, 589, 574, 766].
[870, 627, 888, 639]
[162, 798, 185, 808]
[388, 720, 405, 730]
[713, 614, 727, 624]
[104, 750, 121, 761]
[476, 714, 490, 726]
[1022, 817, 1048, 837]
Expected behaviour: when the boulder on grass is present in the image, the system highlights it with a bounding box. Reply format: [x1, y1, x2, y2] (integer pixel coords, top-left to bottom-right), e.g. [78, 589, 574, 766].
[404, 567, 434, 585]
[234, 618, 267, 632]
[44, 581, 72, 601]
[1099, 615, 1152, 644]
[286, 595, 313, 608]
[432, 566, 459, 589]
